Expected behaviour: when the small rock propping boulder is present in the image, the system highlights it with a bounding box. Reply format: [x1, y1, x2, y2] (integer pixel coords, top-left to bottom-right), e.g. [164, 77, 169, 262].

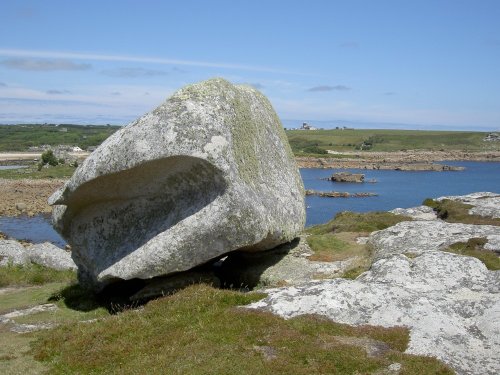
[49, 78, 305, 289]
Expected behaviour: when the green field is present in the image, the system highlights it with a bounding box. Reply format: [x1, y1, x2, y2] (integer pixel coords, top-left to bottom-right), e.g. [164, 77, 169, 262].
[0, 124, 121, 151]
[0, 124, 498, 155]
[286, 128, 498, 154]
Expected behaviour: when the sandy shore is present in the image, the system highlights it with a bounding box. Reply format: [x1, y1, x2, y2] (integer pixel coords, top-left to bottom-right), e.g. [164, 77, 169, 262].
[296, 150, 500, 169]
[0, 179, 65, 217]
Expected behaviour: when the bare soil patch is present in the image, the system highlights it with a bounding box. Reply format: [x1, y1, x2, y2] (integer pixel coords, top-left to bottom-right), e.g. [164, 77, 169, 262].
[0, 179, 65, 217]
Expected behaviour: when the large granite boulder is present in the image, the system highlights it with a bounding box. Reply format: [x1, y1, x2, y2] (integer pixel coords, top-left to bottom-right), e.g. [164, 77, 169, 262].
[49, 78, 305, 289]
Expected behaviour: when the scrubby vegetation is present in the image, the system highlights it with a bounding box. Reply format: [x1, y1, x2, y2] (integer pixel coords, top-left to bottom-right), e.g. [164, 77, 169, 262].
[0, 163, 76, 179]
[307, 211, 411, 235]
[0, 124, 120, 151]
[445, 238, 500, 271]
[0, 263, 76, 287]
[423, 198, 500, 226]
[286, 128, 494, 154]
[305, 212, 412, 279]
[31, 284, 452, 375]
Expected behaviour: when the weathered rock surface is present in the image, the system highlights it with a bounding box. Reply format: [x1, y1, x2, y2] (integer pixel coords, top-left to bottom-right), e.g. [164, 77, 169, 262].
[437, 192, 500, 218]
[27, 242, 77, 271]
[0, 240, 29, 266]
[389, 205, 437, 221]
[49, 78, 305, 289]
[369, 221, 500, 260]
[248, 251, 500, 375]
[217, 236, 356, 288]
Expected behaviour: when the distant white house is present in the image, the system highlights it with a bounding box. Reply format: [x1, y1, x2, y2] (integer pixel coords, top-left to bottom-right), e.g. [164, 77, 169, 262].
[484, 133, 499, 142]
[72, 146, 83, 152]
[301, 122, 318, 130]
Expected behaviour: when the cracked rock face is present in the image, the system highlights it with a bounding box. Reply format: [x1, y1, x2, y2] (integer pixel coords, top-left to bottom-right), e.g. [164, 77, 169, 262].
[49, 78, 305, 289]
[369, 220, 500, 260]
[389, 205, 437, 221]
[247, 252, 500, 375]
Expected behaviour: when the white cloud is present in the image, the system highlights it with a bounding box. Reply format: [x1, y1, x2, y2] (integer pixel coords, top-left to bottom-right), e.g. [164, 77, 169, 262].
[0, 48, 287, 73]
[0, 58, 91, 71]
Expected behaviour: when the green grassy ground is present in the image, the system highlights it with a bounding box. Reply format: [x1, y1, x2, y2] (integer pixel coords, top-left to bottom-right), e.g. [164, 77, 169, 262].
[287, 128, 496, 154]
[0, 260, 452, 374]
[305, 211, 412, 279]
[0, 124, 120, 152]
[423, 199, 500, 226]
[32, 284, 452, 375]
[0, 164, 77, 179]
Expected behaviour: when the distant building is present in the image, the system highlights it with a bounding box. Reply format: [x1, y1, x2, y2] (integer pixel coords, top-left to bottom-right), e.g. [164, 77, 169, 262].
[301, 122, 318, 130]
[484, 133, 499, 142]
[72, 146, 83, 152]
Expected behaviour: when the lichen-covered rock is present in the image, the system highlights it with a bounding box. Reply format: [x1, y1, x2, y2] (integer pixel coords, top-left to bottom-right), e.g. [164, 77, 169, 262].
[49, 78, 305, 289]
[27, 242, 77, 271]
[217, 236, 356, 288]
[369, 220, 500, 260]
[247, 251, 500, 375]
[437, 192, 500, 218]
[0, 240, 29, 266]
[389, 205, 437, 221]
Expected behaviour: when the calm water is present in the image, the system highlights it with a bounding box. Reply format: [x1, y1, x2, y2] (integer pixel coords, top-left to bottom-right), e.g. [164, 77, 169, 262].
[303, 161, 500, 226]
[0, 161, 499, 244]
[0, 215, 66, 247]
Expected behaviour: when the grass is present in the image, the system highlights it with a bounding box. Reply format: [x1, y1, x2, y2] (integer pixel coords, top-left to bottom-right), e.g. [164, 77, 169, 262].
[0, 282, 109, 375]
[307, 232, 368, 262]
[286, 128, 496, 154]
[445, 238, 500, 271]
[0, 163, 76, 180]
[423, 198, 500, 226]
[306, 211, 412, 235]
[0, 124, 120, 152]
[0, 263, 77, 288]
[305, 212, 411, 279]
[32, 283, 452, 375]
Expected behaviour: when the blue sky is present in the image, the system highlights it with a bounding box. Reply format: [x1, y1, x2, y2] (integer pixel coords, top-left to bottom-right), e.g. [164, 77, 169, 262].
[0, 0, 499, 130]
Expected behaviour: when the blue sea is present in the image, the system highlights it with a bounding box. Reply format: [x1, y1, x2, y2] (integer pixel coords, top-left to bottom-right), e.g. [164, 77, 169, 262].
[0, 161, 499, 244]
[302, 161, 500, 226]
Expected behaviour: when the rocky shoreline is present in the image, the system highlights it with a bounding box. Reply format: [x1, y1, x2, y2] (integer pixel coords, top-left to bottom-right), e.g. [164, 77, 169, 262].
[296, 150, 500, 170]
[0, 178, 65, 217]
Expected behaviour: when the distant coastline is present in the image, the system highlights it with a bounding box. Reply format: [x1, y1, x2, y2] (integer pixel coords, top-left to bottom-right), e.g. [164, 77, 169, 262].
[296, 150, 500, 170]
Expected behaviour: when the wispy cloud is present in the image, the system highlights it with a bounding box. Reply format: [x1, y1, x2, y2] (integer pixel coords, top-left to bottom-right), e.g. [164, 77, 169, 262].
[307, 85, 351, 92]
[101, 67, 168, 78]
[0, 82, 6, 87]
[0, 48, 289, 74]
[46, 89, 71, 95]
[383, 92, 396, 96]
[0, 58, 91, 71]
[110, 92, 121, 96]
